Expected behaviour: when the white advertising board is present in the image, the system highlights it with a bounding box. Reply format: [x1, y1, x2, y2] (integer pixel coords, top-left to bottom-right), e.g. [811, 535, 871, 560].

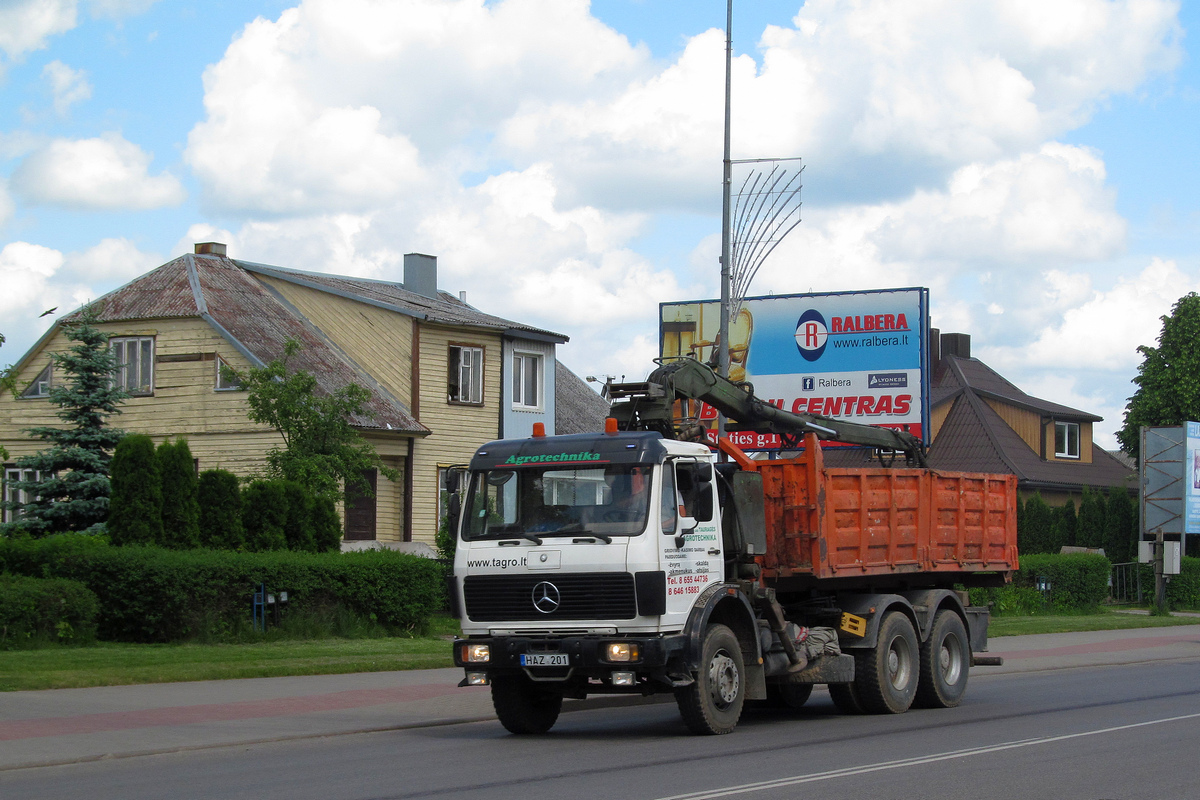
[660, 288, 930, 451]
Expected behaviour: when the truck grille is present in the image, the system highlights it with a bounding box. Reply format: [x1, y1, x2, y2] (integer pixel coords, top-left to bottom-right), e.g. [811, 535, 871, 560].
[463, 573, 637, 621]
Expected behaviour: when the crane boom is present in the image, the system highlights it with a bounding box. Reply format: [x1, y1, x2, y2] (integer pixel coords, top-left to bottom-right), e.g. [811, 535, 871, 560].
[606, 358, 926, 466]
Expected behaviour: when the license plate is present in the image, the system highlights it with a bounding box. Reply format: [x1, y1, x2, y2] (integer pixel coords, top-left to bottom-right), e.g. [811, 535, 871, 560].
[520, 653, 569, 667]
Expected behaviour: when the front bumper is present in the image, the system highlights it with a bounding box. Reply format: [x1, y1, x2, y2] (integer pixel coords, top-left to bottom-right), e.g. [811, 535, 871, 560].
[453, 633, 691, 693]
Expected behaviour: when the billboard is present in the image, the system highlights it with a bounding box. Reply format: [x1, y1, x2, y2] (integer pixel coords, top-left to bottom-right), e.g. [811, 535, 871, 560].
[660, 288, 930, 451]
[1188, 421, 1200, 535]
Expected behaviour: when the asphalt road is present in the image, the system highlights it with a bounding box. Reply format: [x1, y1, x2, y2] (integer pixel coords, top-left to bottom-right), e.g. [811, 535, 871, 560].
[3, 630, 1199, 800]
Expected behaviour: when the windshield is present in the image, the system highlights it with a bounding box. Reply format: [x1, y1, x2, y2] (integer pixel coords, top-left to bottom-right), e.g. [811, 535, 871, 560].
[462, 464, 652, 539]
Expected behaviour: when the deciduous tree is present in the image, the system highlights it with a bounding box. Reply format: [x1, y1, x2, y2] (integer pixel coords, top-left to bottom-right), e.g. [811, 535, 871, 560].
[1118, 292, 1200, 462]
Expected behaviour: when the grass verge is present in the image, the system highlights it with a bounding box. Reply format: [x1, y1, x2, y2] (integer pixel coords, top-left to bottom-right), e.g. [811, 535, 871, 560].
[988, 608, 1200, 637]
[0, 615, 461, 692]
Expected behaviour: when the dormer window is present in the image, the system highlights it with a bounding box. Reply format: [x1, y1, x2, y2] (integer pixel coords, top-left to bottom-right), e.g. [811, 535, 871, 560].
[1054, 421, 1080, 459]
[20, 364, 52, 399]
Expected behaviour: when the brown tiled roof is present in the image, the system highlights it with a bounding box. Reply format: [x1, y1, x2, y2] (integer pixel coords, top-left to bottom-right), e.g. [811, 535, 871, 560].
[554, 360, 610, 435]
[65, 254, 428, 435]
[927, 355, 1133, 492]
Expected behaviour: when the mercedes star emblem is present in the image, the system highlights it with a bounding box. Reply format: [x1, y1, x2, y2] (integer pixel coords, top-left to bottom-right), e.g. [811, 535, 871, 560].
[531, 581, 561, 614]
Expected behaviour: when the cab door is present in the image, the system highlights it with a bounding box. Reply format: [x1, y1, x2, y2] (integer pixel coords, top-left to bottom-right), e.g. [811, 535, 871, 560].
[661, 458, 722, 615]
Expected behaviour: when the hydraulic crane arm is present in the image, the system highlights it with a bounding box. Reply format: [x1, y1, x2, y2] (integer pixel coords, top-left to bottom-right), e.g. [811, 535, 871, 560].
[606, 358, 926, 466]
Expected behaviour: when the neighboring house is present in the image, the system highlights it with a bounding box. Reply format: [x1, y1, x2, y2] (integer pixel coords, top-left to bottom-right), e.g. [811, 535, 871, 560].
[1, 243, 577, 547]
[924, 331, 1135, 505]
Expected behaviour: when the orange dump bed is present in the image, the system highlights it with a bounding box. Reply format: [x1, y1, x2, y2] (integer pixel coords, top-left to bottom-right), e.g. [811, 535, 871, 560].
[746, 436, 1018, 582]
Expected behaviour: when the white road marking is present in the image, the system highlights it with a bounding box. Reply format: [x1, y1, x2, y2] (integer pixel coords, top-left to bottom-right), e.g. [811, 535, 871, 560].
[652, 711, 1200, 800]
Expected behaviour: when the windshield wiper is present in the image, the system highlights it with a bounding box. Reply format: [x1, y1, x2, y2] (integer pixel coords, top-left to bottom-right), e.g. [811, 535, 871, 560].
[498, 532, 543, 546]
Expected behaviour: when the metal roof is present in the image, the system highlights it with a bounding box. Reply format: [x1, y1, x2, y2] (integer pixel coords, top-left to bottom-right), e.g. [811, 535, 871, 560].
[62, 253, 428, 435]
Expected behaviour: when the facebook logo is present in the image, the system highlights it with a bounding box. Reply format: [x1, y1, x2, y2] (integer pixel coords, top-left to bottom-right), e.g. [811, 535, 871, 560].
[802, 377, 814, 392]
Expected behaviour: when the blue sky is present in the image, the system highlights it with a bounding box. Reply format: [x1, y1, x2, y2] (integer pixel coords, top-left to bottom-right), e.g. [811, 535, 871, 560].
[2, 0, 1197, 449]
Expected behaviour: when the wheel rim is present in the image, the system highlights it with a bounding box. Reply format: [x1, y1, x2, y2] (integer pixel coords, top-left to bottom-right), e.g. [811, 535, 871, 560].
[709, 649, 740, 708]
[939, 634, 963, 686]
[887, 635, 913, 691]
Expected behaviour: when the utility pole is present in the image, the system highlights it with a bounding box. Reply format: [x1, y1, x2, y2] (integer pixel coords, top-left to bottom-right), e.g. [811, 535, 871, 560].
[717, 0, 733, 440]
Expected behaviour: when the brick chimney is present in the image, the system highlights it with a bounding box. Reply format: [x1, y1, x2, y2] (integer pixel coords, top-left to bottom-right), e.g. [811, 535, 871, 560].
[194, 242, 227, 256]
[940, 332, 971, 360]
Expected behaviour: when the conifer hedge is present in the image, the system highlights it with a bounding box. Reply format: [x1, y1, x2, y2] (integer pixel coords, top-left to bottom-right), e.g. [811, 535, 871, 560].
[107, 434, 163, 546]
[158, 438, 200, 549]
[0, 534, 445, 643]
[198, 469, 244, 550]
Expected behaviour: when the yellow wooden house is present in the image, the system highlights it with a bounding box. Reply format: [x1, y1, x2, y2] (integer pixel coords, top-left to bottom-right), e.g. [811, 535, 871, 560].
[0, 243, 574, 549]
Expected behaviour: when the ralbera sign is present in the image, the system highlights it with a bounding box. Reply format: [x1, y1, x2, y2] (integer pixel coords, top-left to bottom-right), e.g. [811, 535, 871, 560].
[660, 288, 930, 451]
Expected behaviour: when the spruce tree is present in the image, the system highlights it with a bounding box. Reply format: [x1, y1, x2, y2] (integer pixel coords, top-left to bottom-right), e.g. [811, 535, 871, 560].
[198, 469, 244, 550]
[107, 434, 163, 545]
[157, 438, 200, 549]
[2, 307, 127, 535]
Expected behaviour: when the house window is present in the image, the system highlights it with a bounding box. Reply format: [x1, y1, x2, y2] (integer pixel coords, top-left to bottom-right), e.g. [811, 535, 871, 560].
[512, 352, 542, 410]
[3, 467, 45, 523]
[215, 355, 241, 391]
[1054, 421, 1080, 459]
[20, 364, 52, 399]
[111, 336, 154, 395]
[448, 345, 483, 404]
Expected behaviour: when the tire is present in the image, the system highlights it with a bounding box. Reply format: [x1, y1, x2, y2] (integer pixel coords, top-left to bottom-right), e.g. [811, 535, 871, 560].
[854, 611, 919, 714]
[915, 610, 970, 709]
[491, 674, 563, 734]
[765, 682, 814, 710]
[676, 623, 746, 735]
[828, 683, 864, 715]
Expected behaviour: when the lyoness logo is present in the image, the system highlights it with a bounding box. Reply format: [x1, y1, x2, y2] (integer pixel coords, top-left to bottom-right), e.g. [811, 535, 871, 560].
[503, 451, 601, 465]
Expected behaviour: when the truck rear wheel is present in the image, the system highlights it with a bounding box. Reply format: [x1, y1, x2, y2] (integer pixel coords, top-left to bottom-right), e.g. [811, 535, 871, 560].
[828, 683, 864, 714]
[491, 674, 563, 734]
[915, 610, 970, 708]
[676, 623, 745, 735]
[855, 611, 919, 714]
[765, 682, 813, 709]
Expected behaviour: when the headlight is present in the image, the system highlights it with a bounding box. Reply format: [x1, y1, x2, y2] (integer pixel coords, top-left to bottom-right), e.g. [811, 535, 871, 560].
[462, 643, 491, 663]
[605, 642, 639, 662]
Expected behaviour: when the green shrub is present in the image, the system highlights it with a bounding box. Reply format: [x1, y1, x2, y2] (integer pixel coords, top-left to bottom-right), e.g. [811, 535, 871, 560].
[198, 469, 244, 550]
[1137, 556, 1200, 611]
[1020, 493, 1054, 554]
[0, 574, 99, 648]
[158, 438, 200, 549]
[242, 480, 288, 552]
[1051, 502, 1077, 550]
[280, 480, 317, 552]
[1076, 487, 1105, 550]
[1017, 553, 1110, 612]
[969, 585, 1047, 616]
[0, 534, 445, 643]
[311, 495, 342, 553]
[107, 434, 162, 546]
[1104, 488, 1137, 564]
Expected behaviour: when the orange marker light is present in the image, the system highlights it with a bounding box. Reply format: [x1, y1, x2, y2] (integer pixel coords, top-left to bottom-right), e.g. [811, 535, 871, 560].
[532, 422, 546, 437]
[605, 417, 619, 435]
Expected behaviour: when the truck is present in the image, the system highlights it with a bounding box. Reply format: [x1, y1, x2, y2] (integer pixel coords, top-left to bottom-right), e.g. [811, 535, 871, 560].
[449, 358, 1018, 735]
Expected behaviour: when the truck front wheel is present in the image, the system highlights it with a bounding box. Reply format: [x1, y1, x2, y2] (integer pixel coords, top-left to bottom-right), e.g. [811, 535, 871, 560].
[676, 623, 746, 735]
[854, 611, 919, 714]
[915, 610, 970, 708]
[491, 674, 563, 734]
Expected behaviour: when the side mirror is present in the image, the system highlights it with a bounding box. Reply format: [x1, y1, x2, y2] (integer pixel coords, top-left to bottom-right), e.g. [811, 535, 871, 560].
[445, 467, 462, 494]
[447, 493, 462, 536]
[673, 516, 697, 549]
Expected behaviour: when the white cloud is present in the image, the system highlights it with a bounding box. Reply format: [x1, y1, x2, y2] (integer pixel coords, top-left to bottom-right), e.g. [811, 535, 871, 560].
[0, 0, 77, 63]
[60, 237, 163, 282]
[42, 60, 92, 116]
[981, 258, 1200, 373]
[11, 133, 186, 210]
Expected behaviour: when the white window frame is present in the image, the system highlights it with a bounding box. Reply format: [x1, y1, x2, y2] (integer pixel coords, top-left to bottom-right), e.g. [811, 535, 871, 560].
[110, 336, 155, 395]
[448, 345, 484, 405]
[214, 355, 241, 391]
[20, 363, 52, 399]
[512, 351, 543, 411]
[1054, 421, 1080, 459]
[3, 466, 45, 523]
